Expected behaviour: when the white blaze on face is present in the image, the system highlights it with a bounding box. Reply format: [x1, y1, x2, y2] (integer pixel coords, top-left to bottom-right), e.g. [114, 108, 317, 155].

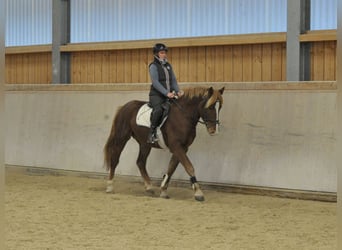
[215, 101, 220, 134]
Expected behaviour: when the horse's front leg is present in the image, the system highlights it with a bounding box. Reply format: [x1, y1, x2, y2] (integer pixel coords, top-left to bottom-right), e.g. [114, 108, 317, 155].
[106, 166, 115, 193]
[172, 148, 205, 202]
[136, 144, 153, 193]
[160, 154, 179, 199]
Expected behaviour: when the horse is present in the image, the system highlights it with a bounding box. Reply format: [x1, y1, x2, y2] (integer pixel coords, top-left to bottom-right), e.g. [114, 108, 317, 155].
[104, 86, 225, 201]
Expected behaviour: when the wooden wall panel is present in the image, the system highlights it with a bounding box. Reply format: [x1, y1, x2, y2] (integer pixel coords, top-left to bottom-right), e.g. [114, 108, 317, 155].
[242, 45, 252, 81]
[252, 44, 262, 81]
[5, 39, 336, 84]
[261, 44, 272, 81]
[5, 53, 51, 84]
[271, 43, 283, 81]
[281, 43, 287, 80]
[323, 41, 336, 81]
[232, 45, 243, 82]
[123, 50, 132, 83]
[5, 55, 15, 83]
[188, 47, 199, 82]
[116, 50, 124, 83]
[223, 46, 233, 82]
[101, 51, 110, 83]
[311, 42, 325, 80]
[71, 52, 81, 83]
[109, 51, 117, 83]
[87, 52, 95, 83]
[169, 47, 182, 83]
[311, 41, 336, 81]
[94, 52, 102, 83]
[131, 49, 140, 83]
[214, 46, 225, 82]
[177, 48, 190, 82]
[141, 50, 149, 82]
[205, 46, 216, 82]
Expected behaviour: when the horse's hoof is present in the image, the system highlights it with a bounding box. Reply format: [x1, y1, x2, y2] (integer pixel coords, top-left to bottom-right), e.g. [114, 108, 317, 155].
[194, 195, 205, 202]
[160, 191, 170, 199]
[145, 188, 155, 195]
[106, 180, 114, 193]
[106, 186, 114, 193]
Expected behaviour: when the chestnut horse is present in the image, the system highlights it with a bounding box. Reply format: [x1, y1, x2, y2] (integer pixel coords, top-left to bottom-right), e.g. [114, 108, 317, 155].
[104, 86, 224, 201]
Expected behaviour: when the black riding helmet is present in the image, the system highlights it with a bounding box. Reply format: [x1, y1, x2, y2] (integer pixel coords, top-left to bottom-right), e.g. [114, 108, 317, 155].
[153, 43, 168, 54]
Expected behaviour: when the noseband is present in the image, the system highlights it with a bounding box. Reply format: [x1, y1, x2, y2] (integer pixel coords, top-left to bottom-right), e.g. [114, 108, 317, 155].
[198, 115, 220, 126]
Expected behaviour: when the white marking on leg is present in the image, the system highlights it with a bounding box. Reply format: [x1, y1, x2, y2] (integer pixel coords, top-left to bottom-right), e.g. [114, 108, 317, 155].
[193, 182, 204, 201]
[161, 174, 169, 188]
[106, 180, 114, 193]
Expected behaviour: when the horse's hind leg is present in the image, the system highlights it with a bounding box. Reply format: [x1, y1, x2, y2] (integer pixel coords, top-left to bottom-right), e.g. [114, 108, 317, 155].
[160, 154, 180, 199]
[105, 139, 130, 193]
[106, 145, 122, 193]
[136, 144, 153, 193]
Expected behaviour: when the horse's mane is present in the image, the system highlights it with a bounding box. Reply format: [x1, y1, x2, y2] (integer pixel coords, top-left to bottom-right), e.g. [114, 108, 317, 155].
[182, 87, 208, 99]
[181, 87, 223, 108]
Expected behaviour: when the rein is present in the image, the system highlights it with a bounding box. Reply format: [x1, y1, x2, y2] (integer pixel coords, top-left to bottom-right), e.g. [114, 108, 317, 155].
[169, 98, 183, 110]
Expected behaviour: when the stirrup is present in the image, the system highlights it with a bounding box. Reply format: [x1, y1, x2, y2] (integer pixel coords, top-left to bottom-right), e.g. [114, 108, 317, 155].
[147, 133, 158, 144]
[147, 136, 153, 144]
[152, 134, 159, 142]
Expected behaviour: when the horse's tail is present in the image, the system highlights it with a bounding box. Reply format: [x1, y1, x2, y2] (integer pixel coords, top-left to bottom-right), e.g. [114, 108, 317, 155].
[103, 105, 128, 171]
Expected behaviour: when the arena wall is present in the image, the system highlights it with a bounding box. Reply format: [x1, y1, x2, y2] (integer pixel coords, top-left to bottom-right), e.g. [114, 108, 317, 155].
[5, 82, 337, 193]
[5, 30, 337, 84]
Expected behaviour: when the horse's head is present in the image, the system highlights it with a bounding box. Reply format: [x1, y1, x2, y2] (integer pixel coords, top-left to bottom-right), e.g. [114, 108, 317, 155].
[199, 87, 225, 135]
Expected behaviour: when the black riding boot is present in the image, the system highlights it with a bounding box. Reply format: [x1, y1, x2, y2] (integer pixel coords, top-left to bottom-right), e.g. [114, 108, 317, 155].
[147, 126, 158, 144]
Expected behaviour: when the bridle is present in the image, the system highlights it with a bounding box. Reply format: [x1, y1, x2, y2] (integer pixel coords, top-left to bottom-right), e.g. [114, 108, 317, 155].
[198, 100, 221, 128]
[170, 97, 221, 129]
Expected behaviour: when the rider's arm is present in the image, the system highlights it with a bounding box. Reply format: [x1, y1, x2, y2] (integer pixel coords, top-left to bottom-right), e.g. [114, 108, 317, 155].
[169, 68, 179, 93]
[149, 64, 168, 96]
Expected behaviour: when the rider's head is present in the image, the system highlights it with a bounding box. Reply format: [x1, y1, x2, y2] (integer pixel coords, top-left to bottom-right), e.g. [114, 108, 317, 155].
[153, 43, 168, 60]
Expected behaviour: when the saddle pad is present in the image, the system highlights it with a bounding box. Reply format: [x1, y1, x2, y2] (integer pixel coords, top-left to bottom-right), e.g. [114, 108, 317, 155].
[136, 103, 152, 127]
[136, 104, 168, 149]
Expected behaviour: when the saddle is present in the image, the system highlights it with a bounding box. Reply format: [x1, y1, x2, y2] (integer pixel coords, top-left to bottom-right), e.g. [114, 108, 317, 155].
[136, 103, 169, 128]
[136, 103, 169, 149]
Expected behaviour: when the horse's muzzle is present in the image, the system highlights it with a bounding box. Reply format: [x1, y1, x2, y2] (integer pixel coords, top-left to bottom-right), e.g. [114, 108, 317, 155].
[207, 127, 217, 135]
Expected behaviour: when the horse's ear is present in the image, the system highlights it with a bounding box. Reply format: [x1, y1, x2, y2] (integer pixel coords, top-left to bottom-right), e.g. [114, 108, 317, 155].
[207, 87, 214, 97]
[219, 87, 225, 95]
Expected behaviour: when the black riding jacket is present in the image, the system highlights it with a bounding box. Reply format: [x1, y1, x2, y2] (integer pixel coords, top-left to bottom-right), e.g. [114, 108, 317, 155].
[149, 57, 178, 97]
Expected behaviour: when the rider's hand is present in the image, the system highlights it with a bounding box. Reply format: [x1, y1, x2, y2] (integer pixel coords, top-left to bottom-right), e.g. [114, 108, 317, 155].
[167, 92, 175, 99]
[177, 90, 184, 97]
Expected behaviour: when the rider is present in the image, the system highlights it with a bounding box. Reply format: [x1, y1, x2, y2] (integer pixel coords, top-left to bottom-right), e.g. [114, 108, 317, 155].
[147, 43, 182, 144]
